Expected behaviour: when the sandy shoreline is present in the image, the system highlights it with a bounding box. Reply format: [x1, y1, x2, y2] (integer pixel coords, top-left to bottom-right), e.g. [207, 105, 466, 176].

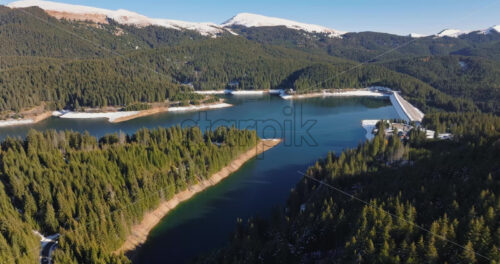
[115, 138, 282, 256]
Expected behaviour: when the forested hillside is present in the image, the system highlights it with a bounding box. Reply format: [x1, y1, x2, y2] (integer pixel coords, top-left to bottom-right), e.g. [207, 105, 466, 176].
[2, 5, 500, 116]
[0, 6, 137, 58]
[1, 3, 500, 264]
[382, 56, 500, 114]
[200, 115, 500, 264]
[0, 126, 258, 263]
[0, 6, 203, 58]
[228, 25, 500, 62]
[193, 22, 500, 264]
[282, 63, 477, 113]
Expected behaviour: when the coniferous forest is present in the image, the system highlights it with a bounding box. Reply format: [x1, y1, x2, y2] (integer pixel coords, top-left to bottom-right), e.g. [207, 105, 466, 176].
[0, 2, 500, 264]
[200, 116, 500, 264]
[1, 5, 499, 114]
[0, 127, 257, 263]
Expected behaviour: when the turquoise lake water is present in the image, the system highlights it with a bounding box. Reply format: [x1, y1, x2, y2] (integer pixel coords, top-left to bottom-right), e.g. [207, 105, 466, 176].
[0, 95, 399, 263]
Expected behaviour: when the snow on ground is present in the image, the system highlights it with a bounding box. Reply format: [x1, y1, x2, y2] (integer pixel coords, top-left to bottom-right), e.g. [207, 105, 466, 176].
[194, 90, 270, 95]
[269, 89, 283, 95]
[322, 90, 386, 97]
[409, 33, 425, 38]
[33, 231, 60, 260]
[0, 119, 34, 127]
[33, 231, 59, 246]
[8, 0, 224, 36]
[281, 89, 386, 100]
[230, 90, 266, 95]
[221, 13, 346, 38]
[194, 90, 227, 95]
[361, 120, 380, 140]
[459, 61, 467, 69]
[433, 25, 500, 37]
[148, 18, 222, 36]
[51, 103, 231, 122]
[9, 0, 116, 15]
[167, 103, 232, 112]
[435, 29, 468, 38]
[7, 1, 500, 39]
[55, 111, 139, 122]
[8, 1, 349, 37]
[225, 28, 239, 36]
[51, 110, 68, 117]
[480, 25, 500, 34]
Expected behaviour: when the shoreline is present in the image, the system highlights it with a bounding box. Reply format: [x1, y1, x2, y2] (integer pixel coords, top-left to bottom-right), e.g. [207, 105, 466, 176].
[361, 120, 380, 140]
[0, 102, 233, 127]
[0, 111, 52, 128]
[53, 102, 233, 123]
[167, 102, 232, 112]
[194, 89, 282, 95]
[115, 138, 282, 256]
[280, 88, 388, 100]
[0, 87, 423, 127]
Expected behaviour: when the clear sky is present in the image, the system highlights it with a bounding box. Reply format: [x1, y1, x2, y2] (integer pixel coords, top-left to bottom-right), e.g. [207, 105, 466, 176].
[3, 0, 500, 35]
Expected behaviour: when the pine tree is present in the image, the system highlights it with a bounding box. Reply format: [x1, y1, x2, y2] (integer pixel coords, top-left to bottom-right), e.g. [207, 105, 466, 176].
[460, 241, 477, 263]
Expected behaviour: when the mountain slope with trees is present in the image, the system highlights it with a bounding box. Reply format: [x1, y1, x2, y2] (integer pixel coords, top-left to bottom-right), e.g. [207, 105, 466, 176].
[1, 3, 500, 264]
[228, 25, 500, 62]
[382, 56, 500, 114]
[2, 5, 500, 117]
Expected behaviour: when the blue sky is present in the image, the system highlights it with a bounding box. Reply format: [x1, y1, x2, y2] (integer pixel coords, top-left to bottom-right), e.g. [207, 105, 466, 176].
[4, 0, 500, 35]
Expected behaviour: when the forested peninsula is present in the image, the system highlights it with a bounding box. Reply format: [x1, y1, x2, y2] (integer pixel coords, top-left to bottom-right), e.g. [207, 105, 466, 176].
[0, 126, 269, 263]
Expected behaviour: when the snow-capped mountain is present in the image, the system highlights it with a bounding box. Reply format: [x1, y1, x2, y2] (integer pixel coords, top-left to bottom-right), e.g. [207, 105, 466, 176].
[7, 0, 225, 36]
[6, 0, 346, 38]
[435, 26, 500, 38]
[6, 0, 498, 39]
[221, 13, 346, 38]
[479, 25, 500, 34]
[436, 29, 467, 38]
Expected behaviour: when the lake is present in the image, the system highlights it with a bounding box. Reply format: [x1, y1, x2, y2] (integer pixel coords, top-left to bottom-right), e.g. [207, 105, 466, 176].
[0, 95, 399, 263]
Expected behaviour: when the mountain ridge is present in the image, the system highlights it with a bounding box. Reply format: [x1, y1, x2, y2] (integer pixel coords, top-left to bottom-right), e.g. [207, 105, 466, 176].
[7, 0, 225, 36]
[221, 12, 345, 38]
[8, 0, 498, 38]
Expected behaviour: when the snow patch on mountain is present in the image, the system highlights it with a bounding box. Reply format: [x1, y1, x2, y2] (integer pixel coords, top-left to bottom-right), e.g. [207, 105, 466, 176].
[9, 0, 115, 14]
[7, 0, 224, 36]
[479, 25, 500, 34]
[149, 19, 222, 36]
[222, 13, 346, 38]
[435, 29, 467, 38]
[434, 26, 500, 37]
[409, 33, 425, 38]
